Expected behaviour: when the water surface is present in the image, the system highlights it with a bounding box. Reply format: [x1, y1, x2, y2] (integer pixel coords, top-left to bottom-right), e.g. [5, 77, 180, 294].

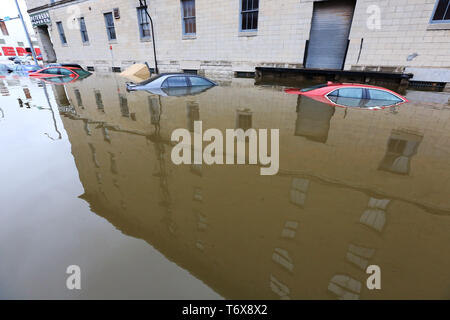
[1, 73, 450, 299]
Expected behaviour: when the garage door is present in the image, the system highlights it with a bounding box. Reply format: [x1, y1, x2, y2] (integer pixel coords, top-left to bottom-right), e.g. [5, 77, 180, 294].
[305, 0, 356, 70]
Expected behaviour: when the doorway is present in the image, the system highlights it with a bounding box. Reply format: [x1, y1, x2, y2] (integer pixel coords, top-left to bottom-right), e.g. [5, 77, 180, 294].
[36, 25, 56, 62]
[305, 0, 356, 70]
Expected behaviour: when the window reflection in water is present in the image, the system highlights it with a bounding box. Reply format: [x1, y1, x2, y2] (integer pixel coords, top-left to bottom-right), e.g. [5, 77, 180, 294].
[379, 130, 423, 175]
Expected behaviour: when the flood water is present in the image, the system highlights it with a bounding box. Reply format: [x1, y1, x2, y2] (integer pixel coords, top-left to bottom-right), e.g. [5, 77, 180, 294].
[1, 72, 450, 299]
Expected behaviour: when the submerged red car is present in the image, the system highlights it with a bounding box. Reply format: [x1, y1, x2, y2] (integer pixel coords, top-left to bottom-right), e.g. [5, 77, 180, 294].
[285, 82, 408, 110]
[29, 65, 91, 83]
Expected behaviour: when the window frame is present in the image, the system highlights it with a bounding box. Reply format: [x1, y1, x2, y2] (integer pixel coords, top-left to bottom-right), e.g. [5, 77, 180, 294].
[240, 0, 259, 32]
[103, 12, 117, 41]
[326, 87, 405, 109]
[367, 88, 403, 102]
[430, 0, 450, 24]
[56, 21, 67, 45]
[79, 17, 89, 43]
[181, 0, 196, 36]
[137, 7, 152, 40]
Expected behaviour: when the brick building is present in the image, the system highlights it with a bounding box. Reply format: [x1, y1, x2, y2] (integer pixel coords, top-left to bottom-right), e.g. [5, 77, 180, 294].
[25, 0, 450, 84]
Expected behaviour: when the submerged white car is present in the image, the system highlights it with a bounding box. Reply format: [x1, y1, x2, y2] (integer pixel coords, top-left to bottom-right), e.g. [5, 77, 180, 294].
[126, 73, 217, 96]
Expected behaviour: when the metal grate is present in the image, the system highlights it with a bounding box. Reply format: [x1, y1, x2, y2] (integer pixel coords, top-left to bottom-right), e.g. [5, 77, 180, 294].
[408, 81, 446, 91]
[235, 71, 255, 78]
[183, 69, 198, 75]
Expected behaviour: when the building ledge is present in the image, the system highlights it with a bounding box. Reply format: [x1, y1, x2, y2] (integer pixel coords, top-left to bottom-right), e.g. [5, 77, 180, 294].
[182, 34, 197, 40]
[238, 31, 257, 37]
[27, 0, 78, 14]
[427, 23, 450, 31]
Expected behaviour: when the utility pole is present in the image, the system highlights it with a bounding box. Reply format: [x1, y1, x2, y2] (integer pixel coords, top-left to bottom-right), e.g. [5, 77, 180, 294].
[14, 0, 38, 65]
[138, 0, 158, 74]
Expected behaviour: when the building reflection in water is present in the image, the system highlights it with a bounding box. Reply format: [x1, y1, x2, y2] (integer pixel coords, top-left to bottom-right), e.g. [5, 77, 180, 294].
[379, 130, 423, 175]
[295, 96, 335, 143]
[53, 74, 450, 300]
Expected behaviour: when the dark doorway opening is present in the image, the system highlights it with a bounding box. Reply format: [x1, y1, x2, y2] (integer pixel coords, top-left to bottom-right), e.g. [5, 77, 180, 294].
[36, 25, 57, 63]
[305, 0, 356, 70]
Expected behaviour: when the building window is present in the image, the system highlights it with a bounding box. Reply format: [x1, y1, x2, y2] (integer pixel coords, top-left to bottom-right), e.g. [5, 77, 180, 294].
[0, 21, 9, 36]
[431, 0, 450, 23]
[240, 0, 259, 31]
[104, 12, 117, 41]
[181, 0, 196, 35]
[56, 21, 67, 44]
[137, 7, 151, 39]
[79, 17, 89, 43]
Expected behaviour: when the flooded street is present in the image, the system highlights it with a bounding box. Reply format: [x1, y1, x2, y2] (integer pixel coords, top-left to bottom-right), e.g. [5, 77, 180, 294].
[1, 73, 450, 299]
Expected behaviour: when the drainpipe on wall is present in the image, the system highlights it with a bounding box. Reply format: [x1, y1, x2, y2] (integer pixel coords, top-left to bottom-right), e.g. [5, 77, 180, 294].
[138, 0, 159, 74]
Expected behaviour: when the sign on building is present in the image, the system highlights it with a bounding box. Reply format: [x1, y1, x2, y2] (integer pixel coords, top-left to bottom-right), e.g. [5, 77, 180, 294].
[30, 11, 51, 27]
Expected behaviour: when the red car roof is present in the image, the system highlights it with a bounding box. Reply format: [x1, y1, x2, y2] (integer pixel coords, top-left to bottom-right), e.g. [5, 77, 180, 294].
[285, 82, 409, 110]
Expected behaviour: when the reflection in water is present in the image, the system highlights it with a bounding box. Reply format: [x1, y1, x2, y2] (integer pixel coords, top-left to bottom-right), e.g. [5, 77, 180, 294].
[295, 96, 335, 143]
[40, 73, 450, 299]
[95, 90, 104, 112]
[379, 130, 423, 175]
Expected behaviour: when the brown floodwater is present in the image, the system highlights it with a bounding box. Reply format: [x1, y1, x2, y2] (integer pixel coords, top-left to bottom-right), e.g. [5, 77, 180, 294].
[1, 72, 450, 299]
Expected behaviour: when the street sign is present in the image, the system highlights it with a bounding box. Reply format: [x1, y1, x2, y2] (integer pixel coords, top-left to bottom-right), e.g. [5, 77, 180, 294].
[30, 11, 51, 27]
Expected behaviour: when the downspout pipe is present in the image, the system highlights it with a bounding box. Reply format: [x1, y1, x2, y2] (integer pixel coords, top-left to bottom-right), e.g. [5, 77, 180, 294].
[139, 0, 159, 74]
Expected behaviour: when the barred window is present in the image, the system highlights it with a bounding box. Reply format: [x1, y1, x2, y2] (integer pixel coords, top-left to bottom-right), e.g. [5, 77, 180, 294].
[241, 0, 259, 31]
[137, 8, 151, 39]
[104, 13, 116, 41]
[56, 21, 67, 44]
[79, 17, 89, 43]
[431, 0, 450, 22]
[181, 0, 196, 35]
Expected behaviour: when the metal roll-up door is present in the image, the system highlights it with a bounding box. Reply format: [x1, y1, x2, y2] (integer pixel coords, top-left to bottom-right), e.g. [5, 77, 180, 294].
[305, 0, 356, 70]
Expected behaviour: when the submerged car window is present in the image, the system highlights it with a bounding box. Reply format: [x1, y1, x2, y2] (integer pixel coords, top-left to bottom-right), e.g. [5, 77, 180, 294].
[329, 96, 364, 108]
[189, 76, 213, 86]
[43, 68, 60, 75]
[60, 68, 73, 76]
[368, 89, 402, 101]
[335, 88, 364, 99]
[43, 68, 72, 75]
[72, 69, 90, 77]
[166, 76, 188, 87]
[364, 99, 398, 108]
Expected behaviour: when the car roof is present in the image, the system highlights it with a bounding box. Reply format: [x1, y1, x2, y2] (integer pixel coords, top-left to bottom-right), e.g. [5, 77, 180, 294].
[137, 73, 215, 86]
